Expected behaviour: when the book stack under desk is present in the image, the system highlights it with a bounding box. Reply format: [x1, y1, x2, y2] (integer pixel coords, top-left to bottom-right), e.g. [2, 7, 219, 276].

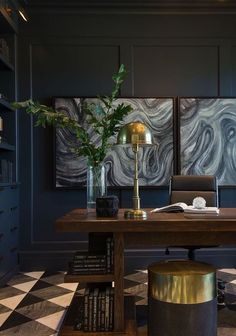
[70, 253, 107, 274]
[74, 286, 114, 332]
[59, 294, 136, 336]
[66, 236, 114, 282]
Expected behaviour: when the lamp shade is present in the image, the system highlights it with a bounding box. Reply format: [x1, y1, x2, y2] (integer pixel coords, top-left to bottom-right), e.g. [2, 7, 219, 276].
[116, 122, 152, 145]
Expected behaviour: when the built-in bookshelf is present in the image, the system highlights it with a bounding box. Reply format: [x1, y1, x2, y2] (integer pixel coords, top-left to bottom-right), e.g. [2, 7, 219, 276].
[65, 235, 115, 332]
[59, 294, 136, 336]
[0, 16, 17, 186]
[68, 236, 114, 276]
[56, 213, 138, 336]
[0, 1, 19, 286]
[80, 286, 114, 332]
[64, 273, 114, 284]
[59, 232, 136, 335]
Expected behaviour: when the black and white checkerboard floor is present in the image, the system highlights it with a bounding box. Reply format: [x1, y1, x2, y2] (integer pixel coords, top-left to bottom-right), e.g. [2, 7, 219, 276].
[0, 269, 235, 335]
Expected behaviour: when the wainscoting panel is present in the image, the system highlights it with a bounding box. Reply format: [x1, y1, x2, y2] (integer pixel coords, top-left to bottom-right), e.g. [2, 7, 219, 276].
[133, 44, 219, 97]
[31, 43, 120, 97]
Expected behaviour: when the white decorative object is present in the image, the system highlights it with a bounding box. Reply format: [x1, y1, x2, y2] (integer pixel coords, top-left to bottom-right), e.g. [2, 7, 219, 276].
[192, 197, 206, 209]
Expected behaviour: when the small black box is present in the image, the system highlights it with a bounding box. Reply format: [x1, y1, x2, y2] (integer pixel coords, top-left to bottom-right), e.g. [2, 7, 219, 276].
[96, 195, 119, 217]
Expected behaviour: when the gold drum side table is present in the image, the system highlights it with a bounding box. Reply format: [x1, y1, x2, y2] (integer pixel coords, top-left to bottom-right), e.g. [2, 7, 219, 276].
[148, 260, 217, 336]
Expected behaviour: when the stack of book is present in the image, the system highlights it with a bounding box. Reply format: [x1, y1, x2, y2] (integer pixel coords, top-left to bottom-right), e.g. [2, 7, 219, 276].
[74, 286, 114, 332]
[70, 253, 107, 274]
[70, 236, 114, 275]
[106, 236, 114, 273]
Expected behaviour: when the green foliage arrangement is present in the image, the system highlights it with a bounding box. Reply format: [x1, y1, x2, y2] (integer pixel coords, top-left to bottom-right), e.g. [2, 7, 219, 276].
[12, 64, 132, 166]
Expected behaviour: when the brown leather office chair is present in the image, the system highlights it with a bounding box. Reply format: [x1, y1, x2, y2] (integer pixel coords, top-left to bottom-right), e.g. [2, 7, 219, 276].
[169, 175, 218, 260]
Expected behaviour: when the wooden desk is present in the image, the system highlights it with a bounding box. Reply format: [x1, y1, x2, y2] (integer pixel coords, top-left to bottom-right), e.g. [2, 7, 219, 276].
[56, 208, 236, 335]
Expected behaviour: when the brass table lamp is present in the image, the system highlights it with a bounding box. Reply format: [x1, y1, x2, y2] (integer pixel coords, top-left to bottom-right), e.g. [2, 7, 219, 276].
[116, 122, 152, 219]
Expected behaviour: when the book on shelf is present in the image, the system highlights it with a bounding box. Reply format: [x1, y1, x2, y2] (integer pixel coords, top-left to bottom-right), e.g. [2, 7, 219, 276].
[92, 288, 99, 331]
[71, 256, 107, 273]
[69, 268, 107, 275]
[74, 252, 106, 260]
[97, 291, 102, 331]
[83, 288, 89, 332]
[69, 236, 114, 275]
[88, 232, 112, 254]
[109, 288, 114, 331]
[72, 263, 106, 269]
[105, 287, 110, 331]
[150, 202, 219, 214]
[74, 296, 84, 331]
[110, 239, 114, 271]
[72, 259, 107, 267]
[100, 290, 106, 331]
[78, 286, 114, 332]
[106, 237, 114, 273]
[88, 290, 93, 331]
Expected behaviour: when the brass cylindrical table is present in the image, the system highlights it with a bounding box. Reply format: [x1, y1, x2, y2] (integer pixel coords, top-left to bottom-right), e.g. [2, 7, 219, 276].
[148, 260, 217, 336]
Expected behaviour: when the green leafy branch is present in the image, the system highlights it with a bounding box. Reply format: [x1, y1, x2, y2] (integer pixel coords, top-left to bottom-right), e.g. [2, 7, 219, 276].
[12, 64, 132, 166]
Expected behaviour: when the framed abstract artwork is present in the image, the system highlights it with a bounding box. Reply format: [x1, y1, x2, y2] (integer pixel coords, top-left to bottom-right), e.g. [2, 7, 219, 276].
[54, 97, 175, 188]
[179, 97, 236, 185]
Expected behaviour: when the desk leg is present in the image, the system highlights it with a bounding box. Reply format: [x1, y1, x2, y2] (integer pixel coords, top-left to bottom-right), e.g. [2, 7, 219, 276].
[114, 232, 124, 332]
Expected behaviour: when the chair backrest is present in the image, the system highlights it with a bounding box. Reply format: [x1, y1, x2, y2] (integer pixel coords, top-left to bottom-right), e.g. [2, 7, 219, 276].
[169, 175, 218, 207]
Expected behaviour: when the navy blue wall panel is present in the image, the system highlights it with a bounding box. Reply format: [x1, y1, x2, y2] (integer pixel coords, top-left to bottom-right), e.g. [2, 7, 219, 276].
[18, 10, 236, 269]
[133, 45, 219, 96]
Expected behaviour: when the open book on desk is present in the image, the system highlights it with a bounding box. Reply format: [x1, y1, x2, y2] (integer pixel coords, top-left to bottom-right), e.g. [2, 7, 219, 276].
[150, 202, 219, 214]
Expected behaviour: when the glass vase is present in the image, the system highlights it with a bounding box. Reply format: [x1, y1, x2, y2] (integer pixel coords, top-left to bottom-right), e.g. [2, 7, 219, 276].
[87, 163, 107, 212]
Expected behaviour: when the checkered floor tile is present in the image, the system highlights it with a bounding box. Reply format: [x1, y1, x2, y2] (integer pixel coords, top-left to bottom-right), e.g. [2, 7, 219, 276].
[0, 269, 235, 335]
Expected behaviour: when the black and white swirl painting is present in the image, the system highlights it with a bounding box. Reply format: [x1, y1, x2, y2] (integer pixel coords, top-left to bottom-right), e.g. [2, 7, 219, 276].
[180, 98, 236, 185]
[55, 97, 174, 187]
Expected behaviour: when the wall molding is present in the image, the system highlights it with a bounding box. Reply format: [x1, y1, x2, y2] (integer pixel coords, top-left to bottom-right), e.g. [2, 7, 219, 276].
[20, 248, 236, 271]
[27, 1, 236, 15]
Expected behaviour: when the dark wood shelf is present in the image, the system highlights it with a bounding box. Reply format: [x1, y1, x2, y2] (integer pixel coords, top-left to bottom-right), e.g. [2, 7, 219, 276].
[0, 182, 17, 187]
[0, 182, 16, 188]
[64, 272, 114, 283]
[0, 142, 15, 151]
[58, 294, 136, 336]
[58, 230, 126, 334]
[0, 53, 14, 71]
[0, 99, 14, 111]
[0, 2, 18, 287]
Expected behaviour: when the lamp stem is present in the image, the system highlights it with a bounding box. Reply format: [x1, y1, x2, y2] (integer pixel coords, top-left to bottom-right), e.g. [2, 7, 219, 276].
[132, 143, 140, 210]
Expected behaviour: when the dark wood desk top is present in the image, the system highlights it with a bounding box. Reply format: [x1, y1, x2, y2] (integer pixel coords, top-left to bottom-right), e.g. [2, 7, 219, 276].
[56, 208, 236, 233]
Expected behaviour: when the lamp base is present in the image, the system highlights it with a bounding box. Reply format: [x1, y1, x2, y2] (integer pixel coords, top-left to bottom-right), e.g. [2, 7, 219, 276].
[124, 209, 147, 219]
